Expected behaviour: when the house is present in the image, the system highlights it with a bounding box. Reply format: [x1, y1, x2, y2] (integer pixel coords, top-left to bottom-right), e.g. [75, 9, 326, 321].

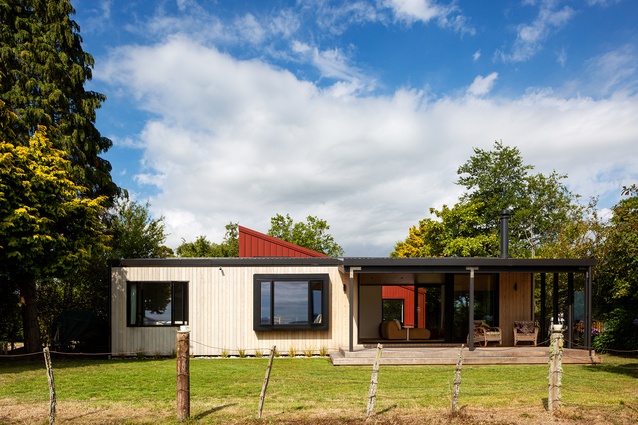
[109, 223, 596, 359]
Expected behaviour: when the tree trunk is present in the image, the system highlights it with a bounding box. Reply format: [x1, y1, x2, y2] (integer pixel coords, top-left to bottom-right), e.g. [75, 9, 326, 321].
[19, 274, 41, 353]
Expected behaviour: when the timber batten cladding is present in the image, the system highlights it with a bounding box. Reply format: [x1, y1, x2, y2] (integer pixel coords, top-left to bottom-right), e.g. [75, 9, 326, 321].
[109, 255, 595, 357]
[110, 258, 347, 357]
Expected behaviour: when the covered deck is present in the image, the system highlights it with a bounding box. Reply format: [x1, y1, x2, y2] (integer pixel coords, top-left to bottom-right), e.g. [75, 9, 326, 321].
[330, 344, 602, 366]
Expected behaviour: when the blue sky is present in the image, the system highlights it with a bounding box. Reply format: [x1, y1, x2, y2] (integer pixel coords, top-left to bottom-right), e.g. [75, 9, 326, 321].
[73, 0, 638, 256]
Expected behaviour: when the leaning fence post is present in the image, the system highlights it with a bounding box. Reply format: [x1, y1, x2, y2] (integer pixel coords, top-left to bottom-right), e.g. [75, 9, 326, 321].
[176, 326, 191, 422]
[366, 343, 383, 419]
[548, 324, 564, 413]
[451, 344, 464, 416]
[43, 347, 56, 425]
[258, 345, 276, 419]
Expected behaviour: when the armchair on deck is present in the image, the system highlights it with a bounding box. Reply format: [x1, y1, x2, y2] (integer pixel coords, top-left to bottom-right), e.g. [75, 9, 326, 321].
[513, 321, 539, 346]
[467, 320, 502, 346]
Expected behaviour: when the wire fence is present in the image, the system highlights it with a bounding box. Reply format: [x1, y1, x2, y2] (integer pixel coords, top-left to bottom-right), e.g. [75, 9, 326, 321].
[1, 336, 637, 424]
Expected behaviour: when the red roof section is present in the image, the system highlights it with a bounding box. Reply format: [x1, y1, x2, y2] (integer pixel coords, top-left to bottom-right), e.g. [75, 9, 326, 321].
[238, 225, 329, 258]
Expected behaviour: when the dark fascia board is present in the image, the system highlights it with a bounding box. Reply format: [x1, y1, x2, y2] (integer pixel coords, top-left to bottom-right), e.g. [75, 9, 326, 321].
[340, 257, 596, 274]
[108, 257, 343, 268]
[109, 256, 595, 273]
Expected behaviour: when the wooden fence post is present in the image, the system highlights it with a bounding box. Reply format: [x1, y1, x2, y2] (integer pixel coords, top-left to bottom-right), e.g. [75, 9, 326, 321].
[451, 344, 464, 416]
[258, 345, 276, 419]
[366, 343, 383, 419]
[176, 327, 190, 422]
[43, 347, 56, 425]
[548, 325, 564, 413]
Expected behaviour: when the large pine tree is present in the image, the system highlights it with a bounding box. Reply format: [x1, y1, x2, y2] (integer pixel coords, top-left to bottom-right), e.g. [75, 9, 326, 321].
[0, 0, 118, 352]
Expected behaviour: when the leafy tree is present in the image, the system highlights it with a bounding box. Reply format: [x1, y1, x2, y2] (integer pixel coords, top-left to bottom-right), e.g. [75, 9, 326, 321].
[457, 140, 532, 229]
[176, 223, 239, 257]
[392, 141, 586, 259]
[393, 201, 498, 257]
[593, 186, 638, 351]
[268, 214, 345, 257]
[0, 128, 108, 352]
[109, 196, 173, 259]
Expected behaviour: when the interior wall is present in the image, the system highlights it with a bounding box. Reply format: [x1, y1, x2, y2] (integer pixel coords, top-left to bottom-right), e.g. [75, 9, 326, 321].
[499, 272, 533, 346]
[359, 285, 382, 338]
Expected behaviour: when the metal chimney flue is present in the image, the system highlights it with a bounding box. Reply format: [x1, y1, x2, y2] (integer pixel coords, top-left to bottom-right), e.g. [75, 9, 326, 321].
[500, 209, 511, 258]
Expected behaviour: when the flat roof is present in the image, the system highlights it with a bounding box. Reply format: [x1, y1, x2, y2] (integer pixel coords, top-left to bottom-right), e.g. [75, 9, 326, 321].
[109, 256, 595, 273]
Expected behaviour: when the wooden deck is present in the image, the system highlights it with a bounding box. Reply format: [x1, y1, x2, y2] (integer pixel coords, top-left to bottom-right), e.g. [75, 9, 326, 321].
[330, 344, 602, 366]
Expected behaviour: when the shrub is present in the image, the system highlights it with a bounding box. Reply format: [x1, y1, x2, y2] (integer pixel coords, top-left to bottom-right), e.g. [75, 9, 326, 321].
[593, 308, 638, 353]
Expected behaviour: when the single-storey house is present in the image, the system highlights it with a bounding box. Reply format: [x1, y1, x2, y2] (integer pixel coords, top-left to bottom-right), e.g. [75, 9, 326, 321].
[109, 222, 596, 359]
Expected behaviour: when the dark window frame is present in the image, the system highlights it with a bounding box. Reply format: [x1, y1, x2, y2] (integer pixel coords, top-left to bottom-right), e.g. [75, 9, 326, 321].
[127, 281, 189, 327]
[253, 274, 329, 331]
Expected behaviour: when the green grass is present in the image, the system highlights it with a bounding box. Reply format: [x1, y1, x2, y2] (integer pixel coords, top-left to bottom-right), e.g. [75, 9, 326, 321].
[0, 354, 637, 424]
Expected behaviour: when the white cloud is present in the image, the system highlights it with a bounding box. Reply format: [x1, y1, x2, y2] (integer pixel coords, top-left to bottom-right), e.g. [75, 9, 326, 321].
[473, 50, 481, 61]
[584, 45, 637, 96]
[385, 0, 446, 23]
[467, 72, 499, 96]
[498, 1, 575, 62]
[99, 37, 638, 256]
[383, 0, 475, 35]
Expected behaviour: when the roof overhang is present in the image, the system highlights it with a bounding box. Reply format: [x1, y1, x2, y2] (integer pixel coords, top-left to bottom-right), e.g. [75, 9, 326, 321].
[110, 256, 595, 274]
[339, 257, 596, 274]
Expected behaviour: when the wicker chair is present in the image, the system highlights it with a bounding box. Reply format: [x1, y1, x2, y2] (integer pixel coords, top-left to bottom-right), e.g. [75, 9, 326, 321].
[513, 321, 539, 346]
[468, 320, 502, 346]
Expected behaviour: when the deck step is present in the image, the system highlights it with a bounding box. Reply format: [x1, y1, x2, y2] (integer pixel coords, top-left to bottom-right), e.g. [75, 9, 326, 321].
[330, 346, 601, 366]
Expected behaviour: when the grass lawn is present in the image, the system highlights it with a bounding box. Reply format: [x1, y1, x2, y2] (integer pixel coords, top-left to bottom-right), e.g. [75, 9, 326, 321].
[0, 354, 636, 424]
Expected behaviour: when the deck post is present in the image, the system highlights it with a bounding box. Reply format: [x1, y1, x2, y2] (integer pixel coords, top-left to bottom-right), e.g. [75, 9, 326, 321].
[466, 267, 478, 351]
[567, 273, 574, 348]
[349, 267, 360, 353]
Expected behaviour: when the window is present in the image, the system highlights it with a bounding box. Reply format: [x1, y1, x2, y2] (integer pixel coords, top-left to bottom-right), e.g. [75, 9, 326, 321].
[382, 299, 404, 322]
[254, 274, 329, 331]
[127, 281, 188, 327]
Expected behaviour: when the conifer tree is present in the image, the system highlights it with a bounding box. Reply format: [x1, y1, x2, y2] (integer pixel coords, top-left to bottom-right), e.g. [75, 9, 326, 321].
[0, 0, 118, 352]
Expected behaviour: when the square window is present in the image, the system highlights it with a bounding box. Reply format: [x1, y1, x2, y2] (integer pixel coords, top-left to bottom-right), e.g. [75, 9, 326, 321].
[127, 281, 188, 327]
[254, 274, 329, 331]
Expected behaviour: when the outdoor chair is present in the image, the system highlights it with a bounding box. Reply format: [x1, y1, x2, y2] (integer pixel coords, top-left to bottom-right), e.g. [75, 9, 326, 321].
[467, 320, 502, 346]
[513, 321, 539, 346]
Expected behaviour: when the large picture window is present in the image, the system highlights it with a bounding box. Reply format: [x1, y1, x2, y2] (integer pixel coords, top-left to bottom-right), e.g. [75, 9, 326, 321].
[127, 281, 188, 327]
[254, 274, 329, 331]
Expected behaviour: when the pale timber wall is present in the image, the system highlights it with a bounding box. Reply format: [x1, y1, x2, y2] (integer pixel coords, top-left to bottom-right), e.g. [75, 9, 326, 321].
[111, 265, 351, 356]
[499, 272, 534, 346]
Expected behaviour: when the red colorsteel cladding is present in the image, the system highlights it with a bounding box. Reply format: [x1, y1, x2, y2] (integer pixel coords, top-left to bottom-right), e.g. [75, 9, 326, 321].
[238, 225, 329, 258]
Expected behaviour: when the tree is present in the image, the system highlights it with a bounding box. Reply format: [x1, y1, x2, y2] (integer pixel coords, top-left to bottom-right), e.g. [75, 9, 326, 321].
[392, 201, 498, 257]
[0, 0, 117, 198]
[268, 214, 345, 257]
[176, 223, 239, 257]
[109, 196, 172, 259]
[392, 141, 587, 259]
[0, 0, 118, 352]
[593, 186, 638, 351]
[0, 128, 108, 352]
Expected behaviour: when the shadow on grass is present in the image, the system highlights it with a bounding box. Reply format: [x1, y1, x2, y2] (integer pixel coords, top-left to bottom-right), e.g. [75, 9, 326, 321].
[194, 403, 238, 420]
[582, 355, 638, 380]
[376, 404, 398, 415]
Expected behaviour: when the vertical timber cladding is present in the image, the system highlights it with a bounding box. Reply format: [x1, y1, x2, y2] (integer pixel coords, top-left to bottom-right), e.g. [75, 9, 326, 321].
[112, 264, 350, 357]
[499, 272, 533, 346]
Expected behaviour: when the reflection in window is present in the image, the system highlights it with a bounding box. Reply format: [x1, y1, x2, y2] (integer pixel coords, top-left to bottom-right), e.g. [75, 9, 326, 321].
[254, 275, 329, 331]
[127, 281, 188, 327]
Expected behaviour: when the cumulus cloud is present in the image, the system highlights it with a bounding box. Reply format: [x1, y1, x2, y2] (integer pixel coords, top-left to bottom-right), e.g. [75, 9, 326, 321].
[99, 37, 638, 255]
